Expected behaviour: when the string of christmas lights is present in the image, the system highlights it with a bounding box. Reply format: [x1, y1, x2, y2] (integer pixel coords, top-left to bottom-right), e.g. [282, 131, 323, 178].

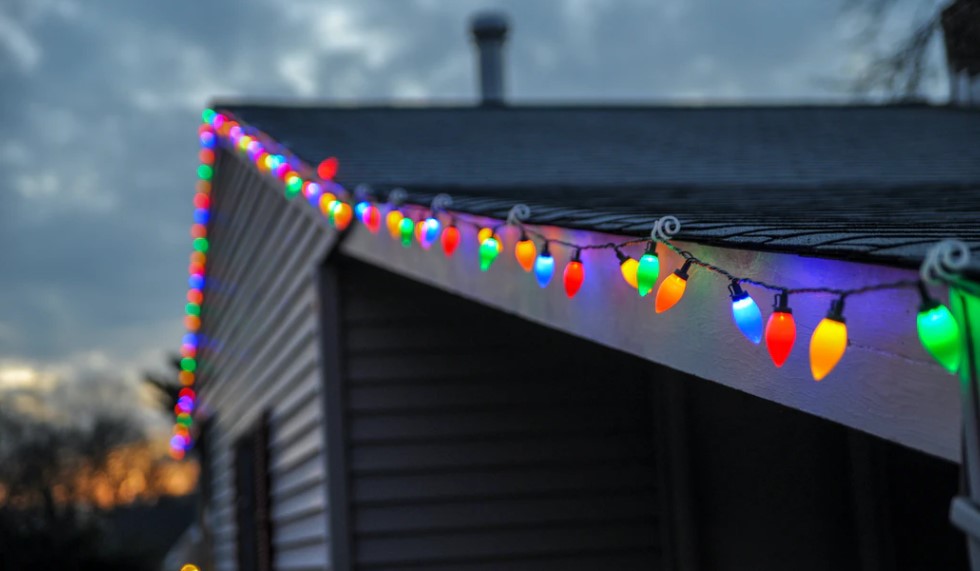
[175, 108, 970, 457]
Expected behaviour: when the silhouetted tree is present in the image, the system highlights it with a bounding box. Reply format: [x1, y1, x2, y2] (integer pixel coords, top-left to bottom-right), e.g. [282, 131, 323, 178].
[842, 0, 951, 99]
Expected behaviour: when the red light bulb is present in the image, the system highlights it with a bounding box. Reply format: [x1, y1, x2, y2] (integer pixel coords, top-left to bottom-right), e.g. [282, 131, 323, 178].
[764, 292, 797, 368]
[563, 251, 585, 298]
[441, 225, 460, 256]
[317, 157, 338, 180]
[363, 205, 382, 233]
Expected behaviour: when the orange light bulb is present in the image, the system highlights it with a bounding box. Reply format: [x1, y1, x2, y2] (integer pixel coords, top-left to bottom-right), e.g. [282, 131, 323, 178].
[333, 202, 353, 231]
[810, 298, 848, 381]
[655, 261, 691, 313]
[515, 237, 537, 272]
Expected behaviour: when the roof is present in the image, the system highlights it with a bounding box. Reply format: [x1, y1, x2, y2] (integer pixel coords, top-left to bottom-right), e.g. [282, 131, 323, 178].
[216, 103, 980, 275]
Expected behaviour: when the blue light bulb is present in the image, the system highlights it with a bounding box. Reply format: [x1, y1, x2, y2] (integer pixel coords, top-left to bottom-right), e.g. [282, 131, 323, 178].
[355, 201, 369, 222]
[534, 248, 555, 288]
[423, 217, 441, 245]
[729, 282, 763, 344]
[193, 208, 210, 224]
[188, 275, 205, 290]
[306, 182, 322, 206]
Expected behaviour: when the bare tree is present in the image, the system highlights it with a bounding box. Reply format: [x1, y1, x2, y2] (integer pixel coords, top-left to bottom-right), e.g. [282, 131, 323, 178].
[842, 0, 946, 99]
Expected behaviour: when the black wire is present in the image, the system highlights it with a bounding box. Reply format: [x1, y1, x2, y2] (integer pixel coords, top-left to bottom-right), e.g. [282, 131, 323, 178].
[414, 207, 922, 300]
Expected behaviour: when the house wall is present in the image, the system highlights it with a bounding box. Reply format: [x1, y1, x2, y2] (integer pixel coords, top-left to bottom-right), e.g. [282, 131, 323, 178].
[197, 151, 335, 571]
[324, 256, 665, 570]
[196, 149, 965, 569]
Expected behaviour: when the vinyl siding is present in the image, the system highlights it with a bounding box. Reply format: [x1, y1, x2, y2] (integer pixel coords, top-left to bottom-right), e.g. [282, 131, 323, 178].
[198, 150, 331, 571]
[332, 258, 664, 570]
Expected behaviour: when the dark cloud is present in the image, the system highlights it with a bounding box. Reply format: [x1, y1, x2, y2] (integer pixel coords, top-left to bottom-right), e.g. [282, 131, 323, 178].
[0, 0, 944, 381]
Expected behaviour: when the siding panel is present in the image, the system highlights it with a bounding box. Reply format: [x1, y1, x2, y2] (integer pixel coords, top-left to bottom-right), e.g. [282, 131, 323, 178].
[335, 258, 664, 570]
[200, 152, 330, 571]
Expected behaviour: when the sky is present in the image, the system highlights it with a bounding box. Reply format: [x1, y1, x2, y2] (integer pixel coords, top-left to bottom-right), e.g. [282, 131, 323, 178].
[0, 0, 947, 416]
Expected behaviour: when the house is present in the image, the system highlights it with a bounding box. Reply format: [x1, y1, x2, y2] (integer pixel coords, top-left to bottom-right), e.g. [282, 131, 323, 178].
[176, 11, 980, 571]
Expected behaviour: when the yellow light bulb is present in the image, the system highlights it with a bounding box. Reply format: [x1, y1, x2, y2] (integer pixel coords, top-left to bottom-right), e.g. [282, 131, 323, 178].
[478, 227, 493, 244]
[809, 299, 848, 381]
[619, 258, 639, 289]
[386, 210, 403, 239]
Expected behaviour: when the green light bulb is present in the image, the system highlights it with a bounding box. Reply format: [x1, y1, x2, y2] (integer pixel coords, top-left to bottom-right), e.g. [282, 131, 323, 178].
[197, 164, 213, 180]
[917, 301, 962, 374]
[636, 247, 660, 297]
[480, 237, 501, 271]
[399, 217, 414, 247]
[192, 237, 209, 253]
[185, 303, 201, 316]
[284, 176, 303, 199]
[202, 109, 216, 124]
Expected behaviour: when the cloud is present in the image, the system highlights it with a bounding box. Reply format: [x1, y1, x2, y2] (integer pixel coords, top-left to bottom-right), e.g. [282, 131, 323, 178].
[0, 0, 949, 407]
[0, 12, 41, 71]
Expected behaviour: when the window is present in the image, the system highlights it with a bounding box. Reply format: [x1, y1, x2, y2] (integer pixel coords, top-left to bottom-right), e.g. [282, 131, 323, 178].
[234, 413, 272, 571]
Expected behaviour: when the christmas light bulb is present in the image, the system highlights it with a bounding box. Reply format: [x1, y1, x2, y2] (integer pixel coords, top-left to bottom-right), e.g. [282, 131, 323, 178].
[398, 217, 414, 247]
[304, 182, 322, 206]
[563, 252, 585, 298]
[363, 205, 382, 233]
[414, 220, 426, 244]
[441, 225, 460, 256]
[655, 261, 691, 313]
[810, 298, 848, 381]
[615, 250, 639, 289]
[515, 235, 537, 272]
[421, 217, 441, 250]
[480, 237, 501, 271]
[636, 245, 660, 297]
[764, 292, 796, 367]
[332, 202, 353, 231]
[387, 210, 404, 239]
[318, 193, 337, 217]
[478, 227, 493, 244]
[916, 284, 962, 373]
[354, 201, 369, 222]
[534, 243, 555, 288]
[284, 175, 303, 199]
[729, 281, 763, 344]
[318, 157, 338, 180]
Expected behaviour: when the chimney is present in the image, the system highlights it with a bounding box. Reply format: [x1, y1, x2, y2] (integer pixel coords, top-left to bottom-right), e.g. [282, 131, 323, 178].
[941, 0, 980, 106]
[470, 11, 509, 106]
